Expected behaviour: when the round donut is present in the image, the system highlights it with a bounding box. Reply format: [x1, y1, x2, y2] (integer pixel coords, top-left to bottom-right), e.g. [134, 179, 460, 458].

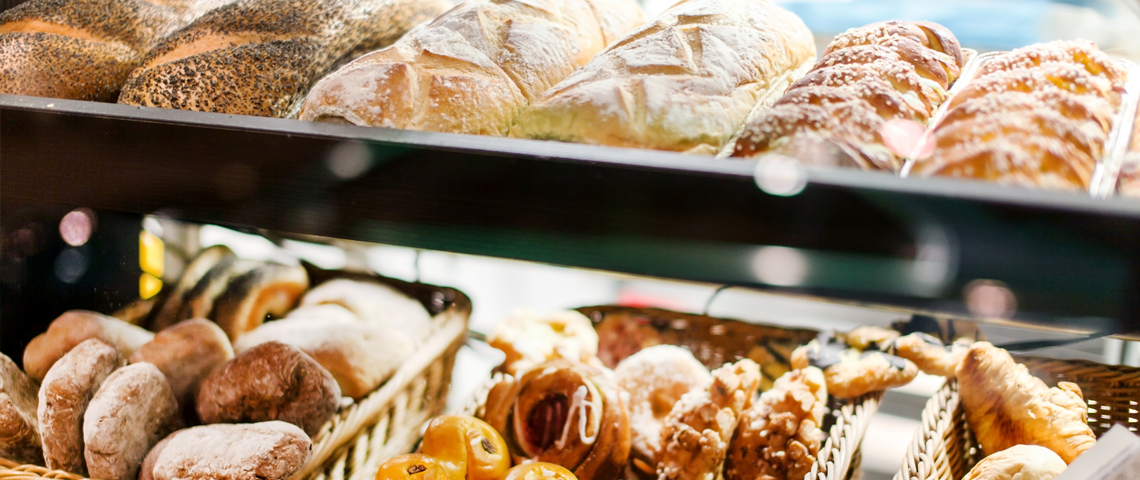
[792, 331, 917, 398]
[613, 345, 712, 478]
[421, 416, 510, 480]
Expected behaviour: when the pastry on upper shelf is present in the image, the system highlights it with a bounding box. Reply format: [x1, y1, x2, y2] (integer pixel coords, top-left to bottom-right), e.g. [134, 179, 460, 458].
[482, 360, 631, 480]
[913, 40, 1126, 190]
[656, 359, 760, 480]
[0, 0, 230, 101]
[118, 0, 452, 117]
[509, 0, 815, 155]
[488, 310, 600, 376]
[724, 367, 827, 480]
[961, 444, 1067, 480]
[299, 0, 645, 134]
[791, 330, 916, 398]
[731, 20, 964, 171]
[956, 342, 1096, 463]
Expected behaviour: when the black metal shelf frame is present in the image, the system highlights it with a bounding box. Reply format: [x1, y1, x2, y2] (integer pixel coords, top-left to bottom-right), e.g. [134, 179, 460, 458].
[5, 94, 1140, 336]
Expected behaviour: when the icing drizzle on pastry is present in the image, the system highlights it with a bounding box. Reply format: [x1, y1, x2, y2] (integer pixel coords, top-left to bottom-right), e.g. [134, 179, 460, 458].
[555, 385, 600, 449]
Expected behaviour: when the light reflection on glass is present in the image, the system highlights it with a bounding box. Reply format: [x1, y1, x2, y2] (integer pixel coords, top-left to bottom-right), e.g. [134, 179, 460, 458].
[754, 155, 808, 197]
[964, 279, 1017, 319]
[750, 246, 810, 286]
[59, 209, 95, 247]
[55, 248, 88, 284]
[325, 141, 374, 180]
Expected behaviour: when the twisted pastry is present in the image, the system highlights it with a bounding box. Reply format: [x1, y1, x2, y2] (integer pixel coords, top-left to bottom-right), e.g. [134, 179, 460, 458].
[791, 331, 916, 398]
[956, 342, 1096, 463]
[724, 367, 828, 480]
[482, 360, 631, 480]
[656, 359, 761, 480]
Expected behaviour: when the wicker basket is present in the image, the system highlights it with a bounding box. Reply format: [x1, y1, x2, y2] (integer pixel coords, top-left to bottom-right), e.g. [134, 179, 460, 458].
[894, 355, 1140, 480]
[0, 273, 471, 480]
[461, 306, 882, 480]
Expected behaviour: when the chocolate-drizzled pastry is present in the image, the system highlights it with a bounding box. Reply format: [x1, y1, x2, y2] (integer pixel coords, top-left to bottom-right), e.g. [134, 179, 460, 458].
[791, 331, 916, 398]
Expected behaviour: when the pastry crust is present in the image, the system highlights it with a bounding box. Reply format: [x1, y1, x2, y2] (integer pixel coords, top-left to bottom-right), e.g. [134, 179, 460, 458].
[488, 310, 600, 376]
[961, 444, 1067, 480]
[891, 333, 967, 377]
[614, 345, 712, 478]
[791, 332, 916, 398]
[955, 342, 1096, 463]
[724, 367, 827, 480]
[656, 359, 760, 480]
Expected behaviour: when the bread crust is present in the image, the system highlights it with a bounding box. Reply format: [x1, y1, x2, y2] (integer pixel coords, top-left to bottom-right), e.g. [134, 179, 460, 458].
[39, 339, 125, 474]
[23, 311, 154, 383]
[212, 263, 309, 340]
[142, 422, 311, 480]
[0, 353, 42, 465]
[129, 319, 234, 411]
[961, 444, 1066, 480]
[83, 363, 181, 480]
[151, 245, 234, 332]
[300, 279, 433, 338]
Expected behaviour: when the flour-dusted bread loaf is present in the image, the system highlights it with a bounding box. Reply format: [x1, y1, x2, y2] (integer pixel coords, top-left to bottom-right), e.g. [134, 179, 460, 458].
[129, 319, 233, 411]
[0, 0, 230, 101]
[83, 363, 181, 480]
[212, 263, 309, 340]
[510, 0, 816, 154]
[140, 422, 310, 480]
[39, 339, 125, 474]
[196, 342, 340, 436]
[151, 245, 235, 332]
[118, 0, 452, 117]
[24, 311, 154, 382]
[299, 0, 645, 134]
[300, 279, 433, 338]
[233, 314, 414, 399]
[0, 353, 41, 465]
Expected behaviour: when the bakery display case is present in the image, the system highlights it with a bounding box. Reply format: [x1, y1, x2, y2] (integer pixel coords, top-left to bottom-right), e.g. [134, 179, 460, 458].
[6, 0, 1140, 479]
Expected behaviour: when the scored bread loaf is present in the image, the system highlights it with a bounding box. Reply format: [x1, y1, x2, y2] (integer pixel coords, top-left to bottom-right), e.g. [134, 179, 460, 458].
[0, 353, 41, 465]
[0, 0, 229, 101]
[23, 310, 154, 382]
[509, 0, 816, 155]
[298, 0, 645, 135]
[118, 0, 452, 117]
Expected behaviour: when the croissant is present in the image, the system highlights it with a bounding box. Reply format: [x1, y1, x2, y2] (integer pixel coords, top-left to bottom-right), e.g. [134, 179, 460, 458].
[482, 360, 631, 480]
[955, 342, 1096, 464]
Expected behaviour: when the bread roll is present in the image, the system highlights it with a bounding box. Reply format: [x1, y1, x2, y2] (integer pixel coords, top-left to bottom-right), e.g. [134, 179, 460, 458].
[24, 311, 154, 382]
[39, 339, 125, 474]
[140, 422, 310, 480]
[0, 353, 41, 465]
[962, 445, 1067, 480]
[151, 245, 234, 332]
[196, 342, 340, 436]
[300, 279, 433, 338]
[129, 319, 234, 410]
[84, 363, 181, 480]
[177, 257, 261, 323]
[0, 0, 229, 101]
[233, 315, 413, 399]
[118, 0, 452, 117]
[510, 0, 816, 155]
[212, 263, 309, 340]
[299, 0, 645, 135]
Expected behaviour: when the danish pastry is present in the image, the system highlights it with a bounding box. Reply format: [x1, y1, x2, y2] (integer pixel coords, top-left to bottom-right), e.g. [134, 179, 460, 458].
[501, 463, 578, 480]
[488, 310, 600, 376]
[961, 444, 1067, 480]
[791, 331, 916, 398]
[482, 360, 631, 480]
[375, 454, 459, 480]
[956, 342, 1096, 463]
[657, 360, 761, 480]
[614, 345, 712, 478]
[420, 416, 510, 480]
[724, 367, 828, 480]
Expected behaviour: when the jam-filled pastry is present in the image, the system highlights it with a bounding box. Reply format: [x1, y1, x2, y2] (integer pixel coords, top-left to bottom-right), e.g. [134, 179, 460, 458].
[956, 342, 1096, 464]
[501, 463, 579, 480]
[488, 310, 600, 375]
[656, 359, 761, 480]
[593, 313, 664, 368]
[891, 333, 969, 377]
[375, 415, 509, 480]
[724, 367, 828, 480]
[962, 444, 1066, 480]
[482, 360, 631, 480]
[614, 345, 713, 479]
[791, 331, 917, 398]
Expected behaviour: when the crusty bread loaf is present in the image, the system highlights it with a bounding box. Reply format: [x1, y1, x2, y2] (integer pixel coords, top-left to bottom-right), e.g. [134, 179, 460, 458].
[38, 339, 125, 475]
[140, 422, 310, 480]
[83, 363, 181, 480]
[509, 0, 816, 154]
[151, 245, 234, 332]
[0, 0, 229, 101]
[129, 319, 234, 411]
[24, 311, 154, 382]
[299, 0, 645, 134]
[118, 0, 452, 117]
[300, 279, 432, 338]
[0, 353, 41, 465]
[233, 314, 414, 399]
[212, 263, 309, 340]
[196, 342, 340, 436]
